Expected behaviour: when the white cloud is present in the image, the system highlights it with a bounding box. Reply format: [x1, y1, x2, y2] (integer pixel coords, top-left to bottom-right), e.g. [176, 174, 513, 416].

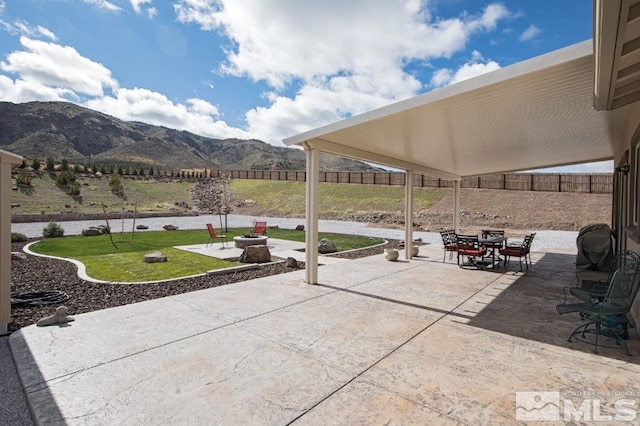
[172, 0, 510, 143]
[430, 50, 501, 87]
[0, 74, 76, 102]
[83, 0, 122, 12]
[519, 24, 541, 41]
[0, 37, 118, 97]
[175, 0, 511, 88]
[0, 18, 57, 40]
[84, 88, 251, 140]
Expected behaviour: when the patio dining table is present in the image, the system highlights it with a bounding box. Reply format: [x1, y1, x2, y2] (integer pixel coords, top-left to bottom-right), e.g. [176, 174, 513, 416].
[479, 236, 508, 268]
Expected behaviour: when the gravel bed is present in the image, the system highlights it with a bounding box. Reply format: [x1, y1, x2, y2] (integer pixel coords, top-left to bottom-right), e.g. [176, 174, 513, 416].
[9, 239, 398, 332]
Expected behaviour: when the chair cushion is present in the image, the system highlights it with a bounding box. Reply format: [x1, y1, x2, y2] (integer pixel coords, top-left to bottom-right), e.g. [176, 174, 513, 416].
[459, 248, 486, 256]
[499, 247, 525, 256]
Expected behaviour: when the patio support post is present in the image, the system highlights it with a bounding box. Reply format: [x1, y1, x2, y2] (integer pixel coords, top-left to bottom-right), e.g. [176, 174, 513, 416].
[305, 145, 319, 284]
[1, 151, 22, 335]
[405, 170, 414, 259]
[453, 180, 461, 233]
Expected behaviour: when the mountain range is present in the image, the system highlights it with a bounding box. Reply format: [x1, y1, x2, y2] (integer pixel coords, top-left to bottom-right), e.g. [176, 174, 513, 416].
[0, 101, 380, 171]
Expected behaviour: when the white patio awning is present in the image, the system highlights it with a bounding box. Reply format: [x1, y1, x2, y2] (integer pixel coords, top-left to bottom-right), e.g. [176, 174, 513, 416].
[284, 40, 632, 179]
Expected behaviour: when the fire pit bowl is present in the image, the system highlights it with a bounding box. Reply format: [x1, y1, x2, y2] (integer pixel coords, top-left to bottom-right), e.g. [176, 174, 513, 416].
[233, 235, 269, 249]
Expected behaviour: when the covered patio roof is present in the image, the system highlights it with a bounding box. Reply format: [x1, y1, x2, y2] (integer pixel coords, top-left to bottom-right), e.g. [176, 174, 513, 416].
[284, 40, 632, 179]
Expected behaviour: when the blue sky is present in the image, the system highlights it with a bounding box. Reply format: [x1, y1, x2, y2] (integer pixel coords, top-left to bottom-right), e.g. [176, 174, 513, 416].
[0, 0, 608, 172]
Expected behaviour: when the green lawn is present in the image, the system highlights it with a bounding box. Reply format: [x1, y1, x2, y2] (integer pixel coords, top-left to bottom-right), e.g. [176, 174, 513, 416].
[28, 229, 384, 283]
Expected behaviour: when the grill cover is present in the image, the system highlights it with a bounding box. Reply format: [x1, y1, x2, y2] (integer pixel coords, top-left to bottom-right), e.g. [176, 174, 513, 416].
[576, 223, 613, 271]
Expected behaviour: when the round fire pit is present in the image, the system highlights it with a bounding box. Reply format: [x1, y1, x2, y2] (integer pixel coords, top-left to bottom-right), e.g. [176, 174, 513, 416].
[233, 235, 268, 249]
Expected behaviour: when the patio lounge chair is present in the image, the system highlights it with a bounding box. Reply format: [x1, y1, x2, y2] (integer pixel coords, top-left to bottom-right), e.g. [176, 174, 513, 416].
[556, 259, 640, 355]
[499, 233, 536, 271]
[206, 223, 228, 248]
[570, 250, 640, 304]
[252, 221, 267, 236]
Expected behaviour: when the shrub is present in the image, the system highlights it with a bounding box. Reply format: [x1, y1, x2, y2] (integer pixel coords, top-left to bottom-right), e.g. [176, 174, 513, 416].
[11, 232, 27, 243]
[67, 181, 81, 196]
[56, 170, 77, 187]
[31, 158, 41, 170]
[43, 222, 65, 238]
[15, 168, 32, 186]
[61, 158, 69, 171]
[45, 157, 55, 171]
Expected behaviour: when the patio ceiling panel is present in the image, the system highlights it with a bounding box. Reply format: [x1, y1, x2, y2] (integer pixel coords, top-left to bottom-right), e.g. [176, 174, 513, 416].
[285, 40, 634, 178]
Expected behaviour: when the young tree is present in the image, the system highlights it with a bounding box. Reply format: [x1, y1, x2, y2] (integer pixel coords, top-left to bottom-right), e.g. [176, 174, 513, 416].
[31, 158, 42, 170]
[60, 158, 69, 171]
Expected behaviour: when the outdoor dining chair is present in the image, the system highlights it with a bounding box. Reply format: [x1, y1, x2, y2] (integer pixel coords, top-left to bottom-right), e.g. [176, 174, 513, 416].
[456, 234, 487, 268]
[440, 230, 457, 262]
[499, 233, 536, 271]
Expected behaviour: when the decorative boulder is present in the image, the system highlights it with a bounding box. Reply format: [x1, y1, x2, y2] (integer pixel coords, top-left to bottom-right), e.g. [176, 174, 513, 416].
[144, 252, 167, 263]
[163, 224, 179, 231]
[318, 238, 337, 254]
[11, 252, 27, 261]
[295, 225, 305, 231]
[136, 224, 149, 230]
[11, 232, 27, 243]
[285, 257, 298, 268]
[82, 227, 103, 236]
[239, 245, 271, 263]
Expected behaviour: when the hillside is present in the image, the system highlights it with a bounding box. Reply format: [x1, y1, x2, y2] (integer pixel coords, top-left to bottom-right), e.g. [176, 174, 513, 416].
[10, 174, 611, 234]
[0, 101, 381, 171]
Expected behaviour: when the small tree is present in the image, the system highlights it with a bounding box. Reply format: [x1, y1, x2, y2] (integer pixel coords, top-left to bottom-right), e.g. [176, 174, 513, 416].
[117, 166, 123, 175]
[93, 164, 99, 174]
[31, 158, 42, 170]
[45, 156, 55, 171]
[19, 160, 27, 169]
[149, 166, 154, 176]
[60, 158, 69, 171]
[73, 163, 81, 173]
[109, 174, 124, 197]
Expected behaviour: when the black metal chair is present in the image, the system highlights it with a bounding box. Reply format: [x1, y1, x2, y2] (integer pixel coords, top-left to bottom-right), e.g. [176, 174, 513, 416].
[499, 233, 535, 271]
[440, 230, 457, 262]
[456, 235, 487, 268]
[570, 250, 640, 304]
[556, 259, 640, 355]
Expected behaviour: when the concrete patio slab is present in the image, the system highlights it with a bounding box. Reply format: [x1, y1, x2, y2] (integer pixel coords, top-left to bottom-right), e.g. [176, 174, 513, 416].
[9, 248, 640, 424]
[175, 238, 349, 265]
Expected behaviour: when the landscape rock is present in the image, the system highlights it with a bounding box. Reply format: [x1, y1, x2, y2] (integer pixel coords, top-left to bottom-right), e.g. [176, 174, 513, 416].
[136, 224, 149, 230]
[82, 227, 102, 236]
[239, 245, 271, 263]
[318, 238, 337, 254]
[144, 252, 167, 263]
[285, 257, 298, 268]
[11, 252, 27, 261]
[295, 225, 304, 231]
[163, 224, 179, 231]
[11, 232, 27, 243]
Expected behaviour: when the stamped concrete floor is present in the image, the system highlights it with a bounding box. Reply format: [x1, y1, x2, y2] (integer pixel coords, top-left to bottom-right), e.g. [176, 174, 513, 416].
[9, 244, 640, 424]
